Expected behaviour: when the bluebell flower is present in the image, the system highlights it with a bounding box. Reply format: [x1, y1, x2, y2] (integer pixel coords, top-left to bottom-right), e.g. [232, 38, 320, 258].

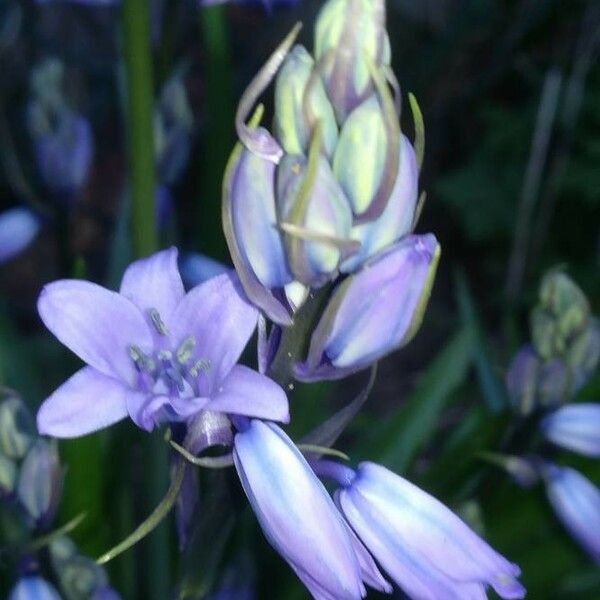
[8, 576, 62, 600]
[543, 464, 600, 564]
[36, 248, 288, 436]
[0, 208, 41, 265]
[296, 234, 440, 381]
[329, 461, 526, 599]
[541, 403, 600, 457]
[233, 419, 390, 599]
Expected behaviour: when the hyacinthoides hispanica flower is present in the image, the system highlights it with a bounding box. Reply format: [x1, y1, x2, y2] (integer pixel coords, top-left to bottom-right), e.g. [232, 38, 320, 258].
[223, 0, 439, 380]
[36, 248, 288, 436]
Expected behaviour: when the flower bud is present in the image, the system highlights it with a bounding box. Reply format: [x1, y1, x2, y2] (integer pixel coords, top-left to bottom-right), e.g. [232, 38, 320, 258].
[540, 403, 600, 458]
[332, 95, 388, 219]
[0, 451, 17, 496]
[274, 44, 338, 157]
[340, 134, 418, 273]
[57, 555, 109, 600]
[277, 151, 353, 287]
[543, 464, 600, 564]
[314, 0, 390, 121]
[0, 208, 41, 265]
[223, 131, 294, 325]
[8, 576, 62, 600]
[154, 75, 193, 185]
[566, 318, 600, 391]
[0, 394, 35, 459]
[296, 234, 440, 381]
[17, 439, 62, 527]
[505, 346, 540, 416]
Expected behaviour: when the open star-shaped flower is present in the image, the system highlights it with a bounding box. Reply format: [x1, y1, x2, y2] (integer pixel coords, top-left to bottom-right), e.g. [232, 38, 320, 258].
[36, 248, 288, 437]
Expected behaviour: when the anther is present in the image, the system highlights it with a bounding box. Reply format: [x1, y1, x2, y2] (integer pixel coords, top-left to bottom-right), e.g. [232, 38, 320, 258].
[176, 337, 196, 365]
[149, 308, 169, 336]
[190, 358, 211, 378]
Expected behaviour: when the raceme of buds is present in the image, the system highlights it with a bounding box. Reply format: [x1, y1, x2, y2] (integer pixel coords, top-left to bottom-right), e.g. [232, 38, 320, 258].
[540, 403, 600, 458]
[543, 464, 600, 565]
[0, 393, 36, 459]
[224, 3, 430, 328]
[16, 439, 62, 527]
[296, 234, 440, 381]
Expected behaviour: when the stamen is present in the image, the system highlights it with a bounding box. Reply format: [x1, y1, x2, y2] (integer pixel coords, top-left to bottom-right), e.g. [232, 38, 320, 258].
[176, 337, 196, 365]
[128, 345, 155, 373]
[148, 308, 169, 336]
[190, 359, 211, 378]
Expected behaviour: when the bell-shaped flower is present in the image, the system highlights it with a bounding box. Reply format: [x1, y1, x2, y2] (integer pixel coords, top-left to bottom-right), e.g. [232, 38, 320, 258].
[274, 44, 338, 157]
[335, 461, 526, 599]
[543, 464, 600, 564]
[36, 248, 288, 436]
[0, 208, 41, 265]
[17, 439, 62, 527]
[540, 403, 600, 458]
[9, 576, 62, 600]
[223, 134, 295, 325]
[340, 134, 419, 273]
[277, 148, 353, 287]
[314, 0, 390, 121]
[233, 419, 369, 599]
[296, 234, 440, 381]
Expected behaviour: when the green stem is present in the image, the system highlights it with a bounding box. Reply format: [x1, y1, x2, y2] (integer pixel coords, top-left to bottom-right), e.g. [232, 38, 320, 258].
[122, 0, 158, 258]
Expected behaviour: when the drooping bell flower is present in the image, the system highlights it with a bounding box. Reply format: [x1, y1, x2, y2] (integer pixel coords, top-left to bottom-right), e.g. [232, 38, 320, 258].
[0, 208, 41, 265]
[296, 234, 440, 381]
[540, 403, 600, 458]
[36, 248, 288, 436]
[233, 419, 383, 599]
[8, 577, 62, 600]
[543, 464, 600, 564]
[318, 460, 526, 599]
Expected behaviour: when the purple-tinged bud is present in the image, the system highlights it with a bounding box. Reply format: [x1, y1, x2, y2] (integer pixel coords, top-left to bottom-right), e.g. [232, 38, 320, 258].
[17, 439, 62, 527]
[27, 103, 93, 200]
[154, 76, 193, 185]
[274, 44, 338, 157]
[0, 451, 17, 496]
[314, 0, 390, 122]
[543, 464, 600, 564]
[8, 577, 62, 600]
[341, 134, 419, 273]
[0, 208, 41, 265]
[505, 345, 540, 416]
[0, 394, 35, 459]
[335, 462, 526, 599]
[296, 234, 440, 381]
[233, 420, 366, 599]
[277, 149, 353, 287]
[540, 403, 600, 458]
[56, 555, 110, 599]
[223, 128, 295, 325]
[537, 357, 570, 408]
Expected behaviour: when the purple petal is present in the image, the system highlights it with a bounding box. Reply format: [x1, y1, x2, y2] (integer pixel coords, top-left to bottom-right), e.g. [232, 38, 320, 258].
[119, 247, 185, 325]
[126, 393, 208, 432]
[544, 464, 600, 564]
[0, 208, 41, 264]
[37, 367, 129, 437]
[179, 252, 230, 289]
[38, 280, 153, 384]
[171, 273, 258, 391]
[210, 365, 289, 423]
[9, 577, 62, 600]
[540, 403, 600, 457]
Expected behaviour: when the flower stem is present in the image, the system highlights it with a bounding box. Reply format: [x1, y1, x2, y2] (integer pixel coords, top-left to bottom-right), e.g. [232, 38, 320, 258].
[122, 0, 158, 258]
